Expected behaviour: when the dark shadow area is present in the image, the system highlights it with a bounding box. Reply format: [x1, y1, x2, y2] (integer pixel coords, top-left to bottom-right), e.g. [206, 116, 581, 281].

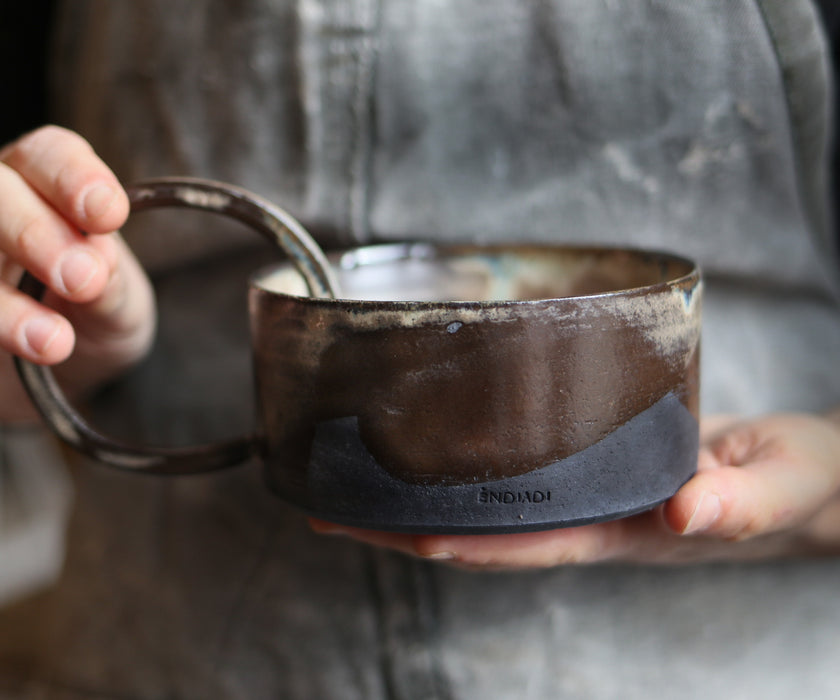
[0, 1, 57, 144]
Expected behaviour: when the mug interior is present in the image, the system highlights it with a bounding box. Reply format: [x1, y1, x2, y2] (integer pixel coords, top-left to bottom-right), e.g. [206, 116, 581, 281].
[254, 243, 696, 302]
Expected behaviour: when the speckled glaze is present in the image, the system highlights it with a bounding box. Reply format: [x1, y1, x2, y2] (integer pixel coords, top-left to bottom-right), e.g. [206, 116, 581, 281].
[251, 243, 702, 531]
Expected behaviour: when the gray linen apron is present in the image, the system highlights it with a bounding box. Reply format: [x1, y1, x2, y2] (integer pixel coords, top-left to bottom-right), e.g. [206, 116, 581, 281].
[1, 1, 840, 698]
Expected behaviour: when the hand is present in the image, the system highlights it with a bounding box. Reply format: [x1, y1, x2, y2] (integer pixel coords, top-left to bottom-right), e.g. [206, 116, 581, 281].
[311, 411, 840, 567]
[0, 126, 155, 423]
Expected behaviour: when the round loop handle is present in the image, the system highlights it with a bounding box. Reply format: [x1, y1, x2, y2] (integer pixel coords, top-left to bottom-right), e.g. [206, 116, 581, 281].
[13, 178, 338, 475]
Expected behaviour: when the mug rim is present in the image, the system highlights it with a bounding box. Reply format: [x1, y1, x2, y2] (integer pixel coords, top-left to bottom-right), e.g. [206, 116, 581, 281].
[250, 241, 701, 309]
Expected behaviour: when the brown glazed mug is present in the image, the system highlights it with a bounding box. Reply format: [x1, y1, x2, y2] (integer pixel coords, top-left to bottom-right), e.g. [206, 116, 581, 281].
[16, 178, 702, 534]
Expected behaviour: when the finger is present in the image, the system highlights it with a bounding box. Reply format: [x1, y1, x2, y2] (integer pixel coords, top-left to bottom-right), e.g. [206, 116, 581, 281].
[0, 254, 23, 286]
[664, 418, 840, 540]
[664, 422, 759, 537]
[51, 234, 156, 382]
[0, 279, 75, 363]
[1, 126, 129, 234]
[53, 235, 146, 333]
[0, 163, 113, 303]
[411, 526, 619, 569]
[664, 466, 789, 540]
[311, 513, 669, 569]
[309, 519, 427, 558]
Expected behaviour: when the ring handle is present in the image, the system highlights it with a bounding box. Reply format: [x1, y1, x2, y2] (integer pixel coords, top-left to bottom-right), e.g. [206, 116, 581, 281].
[13, 177, 339, 475]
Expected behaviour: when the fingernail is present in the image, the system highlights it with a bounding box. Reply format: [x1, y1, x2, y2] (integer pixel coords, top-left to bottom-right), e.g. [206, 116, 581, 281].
[424, 551, 457, 561]
[80, 183, 117, 221]
[682, 492, 722, 534]
[59, 248, 99, 295]
[23, 316, 62, 356]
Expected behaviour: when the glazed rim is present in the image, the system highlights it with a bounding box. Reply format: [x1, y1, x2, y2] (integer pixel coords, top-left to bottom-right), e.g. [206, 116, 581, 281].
[252, 242, 701, 306]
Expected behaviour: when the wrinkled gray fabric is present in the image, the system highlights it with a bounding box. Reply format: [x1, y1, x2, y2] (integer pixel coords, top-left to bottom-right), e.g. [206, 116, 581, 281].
[49, 0, 840, 416]
[0, 427, 71, 607]
[1, 1, 840, 698]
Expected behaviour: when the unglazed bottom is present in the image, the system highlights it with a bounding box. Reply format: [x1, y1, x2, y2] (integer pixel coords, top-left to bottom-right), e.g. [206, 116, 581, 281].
[265, 391, 698, 534]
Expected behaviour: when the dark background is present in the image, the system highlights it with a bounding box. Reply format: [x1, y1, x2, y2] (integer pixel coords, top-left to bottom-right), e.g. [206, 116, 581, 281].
[2, 1, 840, 242]
[0, 1, 55, 145]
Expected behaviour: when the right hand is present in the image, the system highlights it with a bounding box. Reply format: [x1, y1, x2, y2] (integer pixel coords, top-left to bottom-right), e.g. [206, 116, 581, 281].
[0, 125, 156, 423]
[312, 412, 840, 567]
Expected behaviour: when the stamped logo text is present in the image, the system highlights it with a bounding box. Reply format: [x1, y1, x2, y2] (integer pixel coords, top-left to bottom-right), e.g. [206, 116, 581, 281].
[478, 488, 551, 505]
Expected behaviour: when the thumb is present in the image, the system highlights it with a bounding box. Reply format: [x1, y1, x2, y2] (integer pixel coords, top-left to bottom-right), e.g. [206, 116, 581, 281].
[663, 416, 840, 541]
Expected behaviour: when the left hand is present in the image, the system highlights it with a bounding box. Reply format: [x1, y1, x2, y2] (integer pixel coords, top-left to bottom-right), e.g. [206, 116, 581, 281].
[0, 126, 156, 423]
[310, 412, 840, 568]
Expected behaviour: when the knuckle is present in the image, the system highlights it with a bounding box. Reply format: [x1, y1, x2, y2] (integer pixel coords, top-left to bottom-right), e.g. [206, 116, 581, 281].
[544, 550, 588, 566]
[1, 289, 34, 350]
[53, 160, 82, 208]
[10, 126, 62, 165]
[712, 427, 757, 466]
[12, 212, 48, 261]
[6, 126, 95, 184]
[561, 540, 609, 565]
[725, 512, 768, 542]
[0, 256, 23, 286]
[17, 125, 90, 156]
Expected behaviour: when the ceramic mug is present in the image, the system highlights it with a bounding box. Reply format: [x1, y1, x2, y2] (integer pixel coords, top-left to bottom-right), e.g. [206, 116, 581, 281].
[16, 178, 702, 533]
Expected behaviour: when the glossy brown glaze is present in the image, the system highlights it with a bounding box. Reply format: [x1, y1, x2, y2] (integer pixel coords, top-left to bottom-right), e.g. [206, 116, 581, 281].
[251, 244, 701, 486]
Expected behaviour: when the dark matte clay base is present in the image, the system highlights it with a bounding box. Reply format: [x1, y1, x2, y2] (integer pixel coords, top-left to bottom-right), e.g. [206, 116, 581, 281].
[266, 392, 698, 534]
